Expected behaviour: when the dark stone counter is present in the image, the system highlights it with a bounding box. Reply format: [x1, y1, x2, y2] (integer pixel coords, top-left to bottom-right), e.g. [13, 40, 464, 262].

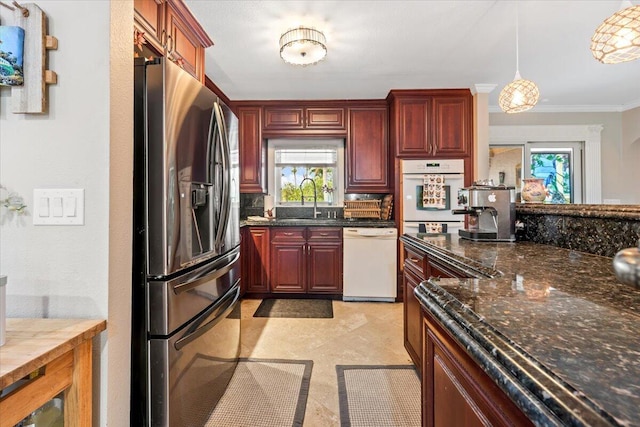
[515, 204, 640, 257]
[241, 217, 396, 228]
[401, 233, 640, 426]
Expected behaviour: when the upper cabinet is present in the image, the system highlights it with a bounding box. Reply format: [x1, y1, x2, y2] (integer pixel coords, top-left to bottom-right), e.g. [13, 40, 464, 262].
[134, 0, 213, 82]
[346, 105, 392, 193]
[388, 89, 473, 159]
[237, 106, 267, 194]
[262, 105, 346, 134]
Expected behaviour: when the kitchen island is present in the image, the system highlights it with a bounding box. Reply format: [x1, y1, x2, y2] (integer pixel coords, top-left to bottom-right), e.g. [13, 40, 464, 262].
[0, 318, 106, 427]
[401, 233, 640, 426]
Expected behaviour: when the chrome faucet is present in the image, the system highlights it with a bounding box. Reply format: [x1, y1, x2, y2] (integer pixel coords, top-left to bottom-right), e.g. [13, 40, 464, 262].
[300, 177, 322, 219]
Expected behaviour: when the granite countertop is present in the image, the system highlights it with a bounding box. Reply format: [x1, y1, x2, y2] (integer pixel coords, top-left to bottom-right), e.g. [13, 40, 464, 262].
[401, 233, 640, 426]
[241, 217, 396, 228]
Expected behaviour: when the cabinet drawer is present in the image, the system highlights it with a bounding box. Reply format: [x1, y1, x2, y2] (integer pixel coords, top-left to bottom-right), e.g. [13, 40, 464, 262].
[307, 228, 342, 241]
[271, 227, 306, 241]
[404, 245, 428, 279]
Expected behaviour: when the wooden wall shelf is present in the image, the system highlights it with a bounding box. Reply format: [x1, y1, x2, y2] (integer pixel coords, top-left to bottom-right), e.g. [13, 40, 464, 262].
[0, 2, 58, 114]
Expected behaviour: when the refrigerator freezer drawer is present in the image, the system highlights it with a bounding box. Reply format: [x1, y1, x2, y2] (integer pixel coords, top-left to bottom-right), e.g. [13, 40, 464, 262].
[147, 246, 240, 336]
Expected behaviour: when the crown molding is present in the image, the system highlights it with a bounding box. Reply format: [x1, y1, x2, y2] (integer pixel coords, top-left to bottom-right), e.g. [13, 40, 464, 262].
[488, 99, 640, 113]
[471, 84, 497, 95]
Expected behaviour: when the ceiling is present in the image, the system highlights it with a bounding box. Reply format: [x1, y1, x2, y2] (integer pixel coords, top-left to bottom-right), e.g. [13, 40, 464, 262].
[185, 0, 640, 112]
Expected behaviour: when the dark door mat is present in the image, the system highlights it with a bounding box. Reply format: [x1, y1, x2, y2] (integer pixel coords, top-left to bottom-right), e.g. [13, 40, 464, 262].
[253, 298, 334, 318]
[336, 365, 421, 427]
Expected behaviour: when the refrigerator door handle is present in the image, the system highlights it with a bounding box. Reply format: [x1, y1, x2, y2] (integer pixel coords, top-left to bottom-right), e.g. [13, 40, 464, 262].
[174, 283, 240, 351]
[172, 251, 240, 295]
[214, 102, 231, 252]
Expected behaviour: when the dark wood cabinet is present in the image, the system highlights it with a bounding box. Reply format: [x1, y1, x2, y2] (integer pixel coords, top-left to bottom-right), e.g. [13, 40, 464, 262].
[134, 0, 163, 52]
[270, 227, 342, 294]
[238, 106, 267, 193]
[346, 106, 391, 193]
[165, 1, 205, 80]
[403, 243, 429, 370]
[307, 228, 343, 293]
[263, 106, 346, 132]
[422, 309, 533, 427]
[134, 0, 212, 82]
[241, 227, 270, 294]
[404, 267, 423, 373]
[389, 90, 472, 159]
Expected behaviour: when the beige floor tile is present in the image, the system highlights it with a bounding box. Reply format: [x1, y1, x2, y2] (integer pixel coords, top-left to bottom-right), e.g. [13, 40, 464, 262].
[239, 299, 413, 426]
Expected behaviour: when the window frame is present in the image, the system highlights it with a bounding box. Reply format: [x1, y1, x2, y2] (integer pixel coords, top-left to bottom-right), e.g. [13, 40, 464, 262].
[267, 138, 345, 207]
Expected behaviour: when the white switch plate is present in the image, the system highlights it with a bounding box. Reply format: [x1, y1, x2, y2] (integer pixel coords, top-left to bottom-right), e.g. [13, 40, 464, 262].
[33, 189, 85, 225]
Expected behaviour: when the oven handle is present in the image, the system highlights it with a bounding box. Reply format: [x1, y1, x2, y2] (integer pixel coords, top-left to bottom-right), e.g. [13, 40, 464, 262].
[174, 282, 240, 351]
[172, 251, 239, 295]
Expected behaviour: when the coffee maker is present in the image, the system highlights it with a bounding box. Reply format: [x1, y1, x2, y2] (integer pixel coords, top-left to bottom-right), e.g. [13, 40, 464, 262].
[453, 183, 516, 242]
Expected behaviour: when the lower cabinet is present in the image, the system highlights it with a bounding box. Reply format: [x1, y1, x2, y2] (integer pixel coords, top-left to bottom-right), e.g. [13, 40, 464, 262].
[403, 267, 423, 373]
[269, 227, 343, 294]
[241, 227, 270, 294]
[422, 308, 533, 427]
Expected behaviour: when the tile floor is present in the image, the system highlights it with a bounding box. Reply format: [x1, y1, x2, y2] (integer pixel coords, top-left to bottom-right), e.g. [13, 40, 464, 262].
[239, 298, 414, 426]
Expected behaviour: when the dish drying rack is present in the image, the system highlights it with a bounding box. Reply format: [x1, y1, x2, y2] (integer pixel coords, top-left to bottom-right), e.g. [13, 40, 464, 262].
[343, 200, 382, 219]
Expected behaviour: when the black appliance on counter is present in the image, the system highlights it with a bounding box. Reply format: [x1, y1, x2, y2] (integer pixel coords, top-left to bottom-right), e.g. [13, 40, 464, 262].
[132, 57, 241, 426]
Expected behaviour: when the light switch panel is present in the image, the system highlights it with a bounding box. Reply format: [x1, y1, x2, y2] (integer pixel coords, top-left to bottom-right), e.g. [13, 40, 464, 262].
[33, 189, 85, 225]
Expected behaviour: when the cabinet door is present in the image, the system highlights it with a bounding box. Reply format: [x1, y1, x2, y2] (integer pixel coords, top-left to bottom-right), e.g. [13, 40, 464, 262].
[238, 107, 267, 193]
[165, 2, 204, 80]
[394, 98, 430, 158]
[270, 228, 306, 293]
[431, 96, 471, 157]
[422, 313, 533, 427]
[308, 242, 342, 293]
[305, 108, 346, 130]
[264, 107, 305, 130]
[403, 268, 422, 373]
[134, 0, 164, 44]
[242, 227, 270, 294]
[270, 242, 306, 292]
[346, 107, 391, 192]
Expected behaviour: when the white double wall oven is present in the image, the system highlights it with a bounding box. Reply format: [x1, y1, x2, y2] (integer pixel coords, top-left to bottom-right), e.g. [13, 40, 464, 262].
[401, 159, 466, 235]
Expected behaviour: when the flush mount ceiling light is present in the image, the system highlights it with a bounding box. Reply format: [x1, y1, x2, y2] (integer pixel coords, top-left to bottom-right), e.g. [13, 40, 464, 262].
[499, 3, 540, 114]
[279, 26, 327, 66]
[590, 1, 640, 64]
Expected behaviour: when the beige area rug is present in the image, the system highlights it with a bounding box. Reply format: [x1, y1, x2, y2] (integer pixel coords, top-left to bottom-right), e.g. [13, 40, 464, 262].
[336, 365, 421, 427]
[206, 358, 313, 427]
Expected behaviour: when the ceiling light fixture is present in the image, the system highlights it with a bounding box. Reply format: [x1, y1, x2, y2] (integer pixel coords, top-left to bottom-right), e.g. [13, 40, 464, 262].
[279, 26, 327, 66]
[590, 0, 640, 64]
[498, 2, 540, 114]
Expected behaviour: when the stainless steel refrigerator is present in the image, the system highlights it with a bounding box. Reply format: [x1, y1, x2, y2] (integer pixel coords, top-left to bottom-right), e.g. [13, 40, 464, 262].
[132, 57, 241, 427]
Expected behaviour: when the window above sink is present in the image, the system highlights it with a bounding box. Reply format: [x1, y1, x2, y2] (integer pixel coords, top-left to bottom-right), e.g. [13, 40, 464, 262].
[268, 138, 345, 207]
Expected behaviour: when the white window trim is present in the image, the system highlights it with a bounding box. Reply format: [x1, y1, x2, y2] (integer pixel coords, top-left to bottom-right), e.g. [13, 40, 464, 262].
[267, 139, 345, 206]
[489, 125, 603, 204]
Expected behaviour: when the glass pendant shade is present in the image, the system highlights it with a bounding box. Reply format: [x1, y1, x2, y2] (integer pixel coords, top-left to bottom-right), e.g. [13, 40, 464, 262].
[591, 3, 640, 64]
[279, 27, 327, 66]
[499, 71, 540, 114]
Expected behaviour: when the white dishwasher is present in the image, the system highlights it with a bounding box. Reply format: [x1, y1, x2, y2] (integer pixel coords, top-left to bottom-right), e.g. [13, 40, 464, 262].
[343, 227, 398, 302]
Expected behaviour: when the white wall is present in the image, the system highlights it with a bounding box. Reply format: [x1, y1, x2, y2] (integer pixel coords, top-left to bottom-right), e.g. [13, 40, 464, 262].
[489, 111, 638, 204]
[0, 1, 131, 425]
[621, 106, 640, 204]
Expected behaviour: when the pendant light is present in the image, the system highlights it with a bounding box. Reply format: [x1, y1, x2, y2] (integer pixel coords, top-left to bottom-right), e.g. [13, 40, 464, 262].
[591, 0, 640, 64]
[499, 2, 540, 114]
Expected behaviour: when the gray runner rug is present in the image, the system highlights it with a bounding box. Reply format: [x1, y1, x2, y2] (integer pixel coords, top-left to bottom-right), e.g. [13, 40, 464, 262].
[206, 358, 313, 427]
[336, 365, 421, 427]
